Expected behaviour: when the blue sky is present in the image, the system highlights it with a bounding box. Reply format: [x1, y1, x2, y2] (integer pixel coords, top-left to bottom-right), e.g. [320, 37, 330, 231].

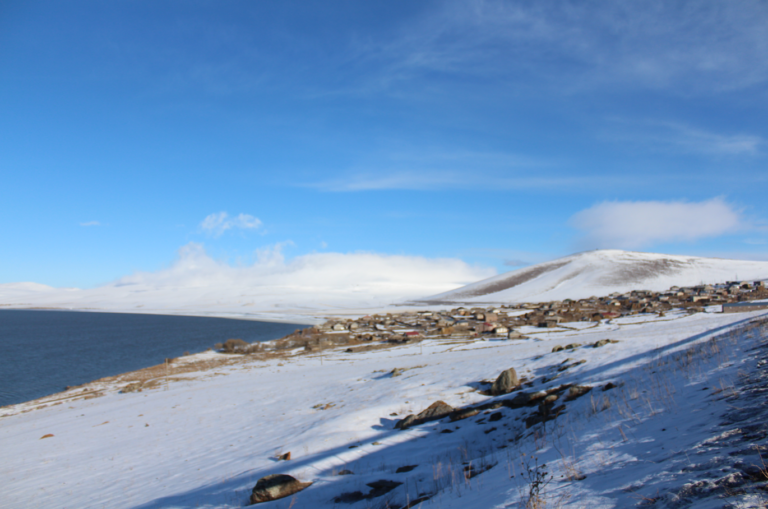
[1, 0, 767, 288]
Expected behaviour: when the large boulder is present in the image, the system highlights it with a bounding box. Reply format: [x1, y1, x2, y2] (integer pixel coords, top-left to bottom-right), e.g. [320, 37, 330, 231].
[395, 400, 454, 430]
[250, 474, 312, 504]
[490, 368, 519, 395]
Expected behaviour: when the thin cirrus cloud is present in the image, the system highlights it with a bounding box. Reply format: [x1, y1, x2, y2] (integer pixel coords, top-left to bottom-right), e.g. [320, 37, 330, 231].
[79, 221, 101, 227]
[605, 120, 764, 156]
[200, 212, 262, 237]
[347, 0, 768, 95]
[569, 198, 745, 250]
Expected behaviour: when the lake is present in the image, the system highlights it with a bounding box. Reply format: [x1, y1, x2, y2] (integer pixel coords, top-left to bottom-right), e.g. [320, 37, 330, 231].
[0, 310, 304, 407]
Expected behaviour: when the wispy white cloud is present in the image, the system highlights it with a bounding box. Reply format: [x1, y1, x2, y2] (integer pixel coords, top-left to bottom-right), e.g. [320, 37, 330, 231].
[200, 212, 262, 237]
[351, 0, 768, 94]
[605, 120, 764, 156]
[309, 168, 645, 192]
[80, 221, 101, 227]
[570, 198, 745, 250]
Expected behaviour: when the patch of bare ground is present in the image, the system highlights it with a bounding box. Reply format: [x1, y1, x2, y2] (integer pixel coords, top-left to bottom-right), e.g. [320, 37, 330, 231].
[598, 258, 691, 286]
[450, 261, 569, 298]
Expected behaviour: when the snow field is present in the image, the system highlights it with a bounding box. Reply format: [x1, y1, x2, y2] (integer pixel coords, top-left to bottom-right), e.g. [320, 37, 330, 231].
[1, 309, 767, 508]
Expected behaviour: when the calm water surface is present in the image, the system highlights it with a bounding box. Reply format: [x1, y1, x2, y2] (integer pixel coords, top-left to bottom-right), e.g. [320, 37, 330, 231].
[0, 310, 304, 407]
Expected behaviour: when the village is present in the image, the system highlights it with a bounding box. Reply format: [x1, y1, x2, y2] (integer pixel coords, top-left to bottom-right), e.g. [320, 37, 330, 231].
[221, 279, 768, 356]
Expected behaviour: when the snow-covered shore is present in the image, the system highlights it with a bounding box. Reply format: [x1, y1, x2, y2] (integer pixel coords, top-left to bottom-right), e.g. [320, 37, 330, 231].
[3, 307, 768, 508]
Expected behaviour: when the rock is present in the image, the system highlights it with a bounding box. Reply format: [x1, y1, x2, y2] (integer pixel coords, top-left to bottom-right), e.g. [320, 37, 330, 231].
[334, 480, 402, 503]
[395, 401, 454, 430]
[508, 331, 528, 340]
[565, 385, 592, 401]
[489, 411, 503, 422]
[450, 408, 479, 421]
[602, 382, 618, 391]
[542, 394, 558, 405]
[250, 474, 312, 504]
[490, 368, 519, 395]
[337, 469, 354, 475]
[416, 400, 454, 421]
[551, 345, 564, 352]
[593, 339, 619, 348]
[504, 390, 546, 408]
[120, 382, 142, 393]
[277, 451, 291, 461]
[396, 465, 418, 473]
[564, 343, 582, 350]
[394, 414, 417, 430]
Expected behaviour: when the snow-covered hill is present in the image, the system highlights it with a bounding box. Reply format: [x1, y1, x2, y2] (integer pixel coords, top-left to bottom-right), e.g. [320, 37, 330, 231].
[3, 303, 768, 508]
[422, 250, 768, 304]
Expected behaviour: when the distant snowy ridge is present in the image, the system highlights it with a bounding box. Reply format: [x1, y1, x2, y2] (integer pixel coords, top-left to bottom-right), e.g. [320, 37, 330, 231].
[422, 249, 768, 304]
[0, 247, 494, 321]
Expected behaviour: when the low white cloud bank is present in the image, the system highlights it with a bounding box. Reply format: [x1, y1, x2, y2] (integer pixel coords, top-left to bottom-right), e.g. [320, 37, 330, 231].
[106, 243, 496, 309]
[200, 212, 262, 236]
[570, 198, 744, 249]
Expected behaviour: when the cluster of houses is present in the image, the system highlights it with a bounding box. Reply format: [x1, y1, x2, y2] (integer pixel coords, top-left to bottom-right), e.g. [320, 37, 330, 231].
[257, 280, 768, 353]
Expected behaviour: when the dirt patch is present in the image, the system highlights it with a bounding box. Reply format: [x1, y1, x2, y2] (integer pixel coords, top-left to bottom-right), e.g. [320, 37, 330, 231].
[598, 258, 690, 286]
[444, 261, 569, 299]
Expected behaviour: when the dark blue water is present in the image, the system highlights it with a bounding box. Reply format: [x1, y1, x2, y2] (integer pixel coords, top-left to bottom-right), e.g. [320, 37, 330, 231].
[0, 310, 304, 407]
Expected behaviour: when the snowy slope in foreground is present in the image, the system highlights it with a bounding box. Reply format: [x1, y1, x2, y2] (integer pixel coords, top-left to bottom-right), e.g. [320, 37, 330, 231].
[424, 249, 768, 304]
[2, 309, 768, 508]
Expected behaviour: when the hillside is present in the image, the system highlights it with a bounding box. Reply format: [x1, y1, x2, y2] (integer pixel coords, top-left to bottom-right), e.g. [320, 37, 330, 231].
[3, 300, 768, 508]
[422, 250, 768, 305]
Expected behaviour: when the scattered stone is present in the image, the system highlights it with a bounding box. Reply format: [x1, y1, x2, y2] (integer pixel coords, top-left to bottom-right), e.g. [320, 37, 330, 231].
[394, 415, 418, 430]
[396, 465, 418, 473]
[395, 401, 454, 430]
[558, 359, 587, 372]
[250, 474, 312, 505]
[565, 385, 592, 401]
[505, 390, 547, 409]
[337, 469, 354, 475]
[450, 408, 479, 421]
[120, 382, 142, 393]
[334, 480, 403, 503]
[490, 368, 519, 395]
[593, 339, 619, 348]
[277, 451, 291, 461]
[551, 345, 564, 353]
[40, 434, 54, 439]
[489, 411, 503, 422]
[542, 394, 558, 405]
[564, 343, 582, 350]
[603, 382, 618, 391]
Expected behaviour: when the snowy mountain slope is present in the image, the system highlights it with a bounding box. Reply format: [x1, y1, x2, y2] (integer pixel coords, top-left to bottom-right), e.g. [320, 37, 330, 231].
[2, 307, 767, 508]
[423, 250, 768, 304]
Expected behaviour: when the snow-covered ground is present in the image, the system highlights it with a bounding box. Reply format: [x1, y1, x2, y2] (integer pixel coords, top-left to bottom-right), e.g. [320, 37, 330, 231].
[424, 250, 768, 305]
[3, 307, 768, 508]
